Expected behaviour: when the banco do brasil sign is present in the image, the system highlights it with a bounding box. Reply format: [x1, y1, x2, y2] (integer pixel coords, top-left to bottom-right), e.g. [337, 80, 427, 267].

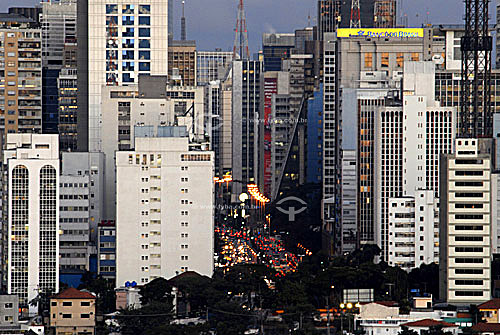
[337, 28, 424, 38]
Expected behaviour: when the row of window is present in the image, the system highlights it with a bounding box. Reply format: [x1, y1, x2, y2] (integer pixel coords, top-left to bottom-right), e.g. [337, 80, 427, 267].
[106, 4, 151, 15]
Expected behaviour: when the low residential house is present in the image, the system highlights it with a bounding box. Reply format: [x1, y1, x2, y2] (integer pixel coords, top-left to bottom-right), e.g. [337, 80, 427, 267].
[355, 302, 457, 335]
[401, 319, 459, 335]
[471, 323, 500, 335]
[479, 299, 500, 323]
[50, 288, 96, 335]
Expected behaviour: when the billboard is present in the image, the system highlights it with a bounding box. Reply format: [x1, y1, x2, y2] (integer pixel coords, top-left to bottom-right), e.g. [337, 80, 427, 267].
[337, 28, 424, 39]
[343, 288, 374, 303]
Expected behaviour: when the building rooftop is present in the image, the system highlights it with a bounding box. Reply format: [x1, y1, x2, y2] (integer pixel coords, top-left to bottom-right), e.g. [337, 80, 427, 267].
[402, 319, 456, 328]
[471, 323, 500, 333]
[478, 299, 500, 310]
[52, 288, 95, 300]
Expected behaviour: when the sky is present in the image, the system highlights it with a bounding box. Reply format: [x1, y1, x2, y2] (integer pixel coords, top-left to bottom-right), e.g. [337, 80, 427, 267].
[0, 0, 487, 53]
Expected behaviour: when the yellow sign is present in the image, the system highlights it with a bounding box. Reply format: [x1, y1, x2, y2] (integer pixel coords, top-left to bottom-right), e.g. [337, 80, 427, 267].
[337, 28, 424, 39]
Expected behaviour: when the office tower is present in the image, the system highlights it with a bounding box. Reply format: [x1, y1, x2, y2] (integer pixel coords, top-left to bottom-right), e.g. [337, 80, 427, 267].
[8, 7, 41, 24]
[60, 152, 105, 244]
[341, 150, 357, 254]
[98, 220, 116, 280]
[168, 40, 196, 86]
[116, 135, 214, 285]
[374, 0, 396, 28]
[322, 33, 341, 255]
[375, 62, 456, 262]
[101, 75, 206, 219]
[294, 27, 314, 55]
[82, 0, 169, 152]
[196, 51, 233, 85]
[317, 0, 340, 39]
[3, 134, 59, 312]
[262, 33, 295, 72]
[497, 2, 500, 68]
[0, 26, 42, 139]
[232, 60, 262, 199]
[439, 139, 494, 304]
[41, 0, 77, 135]
[388, 190, 439, 271]
[58, 68, 78, 152]
[59, 172, 92, 285]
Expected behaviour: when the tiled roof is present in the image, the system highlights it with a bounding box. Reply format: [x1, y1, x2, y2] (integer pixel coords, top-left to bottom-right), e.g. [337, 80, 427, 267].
[401, 319, 456, 328]
[52, 288, 95, 300]
[478, 299, 500, 310]
[471, 323, 500, 333]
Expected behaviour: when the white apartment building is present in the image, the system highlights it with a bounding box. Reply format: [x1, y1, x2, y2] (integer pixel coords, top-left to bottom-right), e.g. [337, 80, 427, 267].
[388, 190, 439, 271]
[439, 138, 495, 304]
[87, 0, 169, 151]
[375, 61, 456, 262]
[116, 135, 214, 286]
[3, 134, 59, 311]
[101, 76, 205, 219]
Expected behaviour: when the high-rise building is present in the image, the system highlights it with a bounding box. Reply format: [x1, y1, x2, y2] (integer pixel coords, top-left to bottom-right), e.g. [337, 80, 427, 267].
[81, 0, 169, 152]
[40, 0, 77, 136]
[98, 220, 116, 280]
[374, 0, 396, 28]
[388, 190, 439, 271]
[3, 134, 59, 313]
[116, 135, 214, 285]
[168, 40, 196, 86]
[341, 150, 357, 254]
[317, 0, 340, 39]
[58, 68, 78, 152]
[196, 50, 233, 85]
[0, 26, 42, 139]
[232, 60, 262, 199]
[439, 139, 495, 304]
[375, 62, 456, 262]
[262, 33, 295, 72]
[100, 75, 206, 219]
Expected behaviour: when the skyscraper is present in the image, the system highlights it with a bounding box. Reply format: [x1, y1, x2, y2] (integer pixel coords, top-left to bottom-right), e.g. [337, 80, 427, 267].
[232, 60, 262, 199]
[116, 135, 214, 285]
[82, 0, 169, 151]
[4, 134, 59, 313]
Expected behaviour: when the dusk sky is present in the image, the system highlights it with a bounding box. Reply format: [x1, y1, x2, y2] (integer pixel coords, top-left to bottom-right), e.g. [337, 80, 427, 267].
[0, 0, 488, 53]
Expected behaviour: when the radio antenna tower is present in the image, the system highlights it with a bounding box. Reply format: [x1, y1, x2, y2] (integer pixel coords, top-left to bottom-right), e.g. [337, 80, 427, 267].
[233, 0, 250, 60]
[350, 0, 361, 28]
[460, 0, 492, 138]
[181, 1, 186, 40]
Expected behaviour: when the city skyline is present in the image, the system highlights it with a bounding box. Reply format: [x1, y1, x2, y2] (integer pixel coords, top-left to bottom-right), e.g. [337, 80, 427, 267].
[0, 0, 477, 53]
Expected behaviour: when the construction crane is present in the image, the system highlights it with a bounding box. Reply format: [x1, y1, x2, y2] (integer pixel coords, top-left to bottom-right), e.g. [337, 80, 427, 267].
[460, 0, 492, 138]
[233, 0, 250, 60]
[350, 0, 361, 28]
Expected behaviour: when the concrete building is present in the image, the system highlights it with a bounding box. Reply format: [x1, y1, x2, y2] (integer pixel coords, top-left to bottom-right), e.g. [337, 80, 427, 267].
[101, 75, 206, 219]
[340, 150, 357, 253]
[3, 134, 59, 312]
[168, 40, 196, 86]
[40, 0, 77, 135]
[374, 0, 397, 28]
[50, 287, 96, 335]
[439, 138, 495, 304]
[231, 60, 262, 200]
[0, 26, 42, 138]
[98, 220, 116, 280]
[81, 0, 169, 151]
[196, 50, 233, 85]
[262, 33, 295, 72]
[388, 190, 439, 271]
[0, 295, 18, 326]
[116, 135, 214, 286]
[57, 68, 78, 152]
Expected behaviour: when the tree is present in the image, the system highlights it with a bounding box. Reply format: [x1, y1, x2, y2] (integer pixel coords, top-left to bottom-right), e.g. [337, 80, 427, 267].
[118, 300, 174, 334]
[78, 272, 115, 314]
[399, 326, 419, 335]
[139, 277, 171, 305]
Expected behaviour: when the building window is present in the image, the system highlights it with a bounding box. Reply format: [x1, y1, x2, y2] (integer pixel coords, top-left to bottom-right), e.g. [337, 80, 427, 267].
[381, 53, 389, 68]
[364, 53, 373, 68]
[139, 16, 151, 25]
[396, 53, 404, 67]
[411, 53, 420, 61]
[62, 314, 72, 319]
[81, 314, 90, 319]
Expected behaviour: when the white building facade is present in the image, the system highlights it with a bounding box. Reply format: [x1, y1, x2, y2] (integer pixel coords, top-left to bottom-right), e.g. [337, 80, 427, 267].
[388, 190, 439, 270]
[88, 0, 169, 151]
[4, 134, 59, 310]
[375, 62, 456, 262]
[439, 139, 495, 304]
[116, 136, 214, 286]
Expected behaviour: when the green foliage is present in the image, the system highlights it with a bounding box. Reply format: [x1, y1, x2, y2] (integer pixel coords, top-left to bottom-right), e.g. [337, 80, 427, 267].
[139, 277, 171, 305]
[118, 300, 174, 334]
[78, 272, 116, 314]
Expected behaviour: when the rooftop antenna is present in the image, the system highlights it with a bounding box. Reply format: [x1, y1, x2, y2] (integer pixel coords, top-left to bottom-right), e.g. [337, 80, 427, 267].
[181, 0, 186, 40]
[350, 0, 361, 28]
[232, 0, 250, 60]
